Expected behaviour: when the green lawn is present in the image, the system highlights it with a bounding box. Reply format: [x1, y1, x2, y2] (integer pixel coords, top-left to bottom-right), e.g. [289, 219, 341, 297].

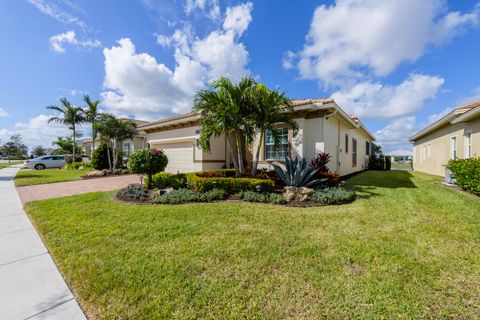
[15, 168, 91, 186]
[0, 161, 23, 169]
[391, 163, 412, 169]
[25, 171, 480, 319]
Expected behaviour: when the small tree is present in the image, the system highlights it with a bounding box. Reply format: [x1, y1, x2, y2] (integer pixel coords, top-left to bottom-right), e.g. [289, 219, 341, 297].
[127, 149, 168, 189]
[32, 145, 47, 158]
[0, 134, 28, 161]
[91, 143, 111, 170]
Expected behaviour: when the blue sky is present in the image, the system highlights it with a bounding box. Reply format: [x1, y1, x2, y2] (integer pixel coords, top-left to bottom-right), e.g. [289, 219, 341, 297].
[1, 0, 480, 152]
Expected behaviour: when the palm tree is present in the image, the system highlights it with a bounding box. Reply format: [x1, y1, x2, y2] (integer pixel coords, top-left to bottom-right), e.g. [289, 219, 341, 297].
[47, 98, 85, 160]
[193, 76, 257, 176]
[83, 95, 101, 158]
[95, 114, 136, 171]
[250, 84, 298, 177]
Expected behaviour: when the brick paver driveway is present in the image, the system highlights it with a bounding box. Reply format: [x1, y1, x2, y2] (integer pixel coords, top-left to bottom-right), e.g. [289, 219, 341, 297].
[16, 174, 141, 204]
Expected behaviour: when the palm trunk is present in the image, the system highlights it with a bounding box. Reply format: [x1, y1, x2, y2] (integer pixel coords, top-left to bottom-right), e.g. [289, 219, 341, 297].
[227, 131, 240, 176]
[236, 129, 245, 175]
[251, 129, 264, 177]
[72, 124, 76, 162]
[91, 124, 95, 159]
[106, 142, 112, 172]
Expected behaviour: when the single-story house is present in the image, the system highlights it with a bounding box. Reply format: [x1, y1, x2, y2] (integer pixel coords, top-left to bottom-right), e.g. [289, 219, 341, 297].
[409, 99, 480, 176]
[137, 98, 375, 176]
[79, 119, 149, 158]
[386, 150, 413, 163]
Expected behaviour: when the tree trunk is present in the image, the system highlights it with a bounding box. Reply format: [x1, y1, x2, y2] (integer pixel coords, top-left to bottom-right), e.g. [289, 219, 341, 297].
[227, 131, 240, 176]
[91, 124, 95, 160]
[106, 142, 112, 172]
[236, 129, 245, 175]
[112, 138, 117, 171]
[72, 125, 76, 162]
[251, 129, 264, 177]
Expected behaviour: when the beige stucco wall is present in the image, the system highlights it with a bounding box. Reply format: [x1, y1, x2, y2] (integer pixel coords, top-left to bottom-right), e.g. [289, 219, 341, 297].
[255, 115, 372, 176]
[412, 118, 480, 176]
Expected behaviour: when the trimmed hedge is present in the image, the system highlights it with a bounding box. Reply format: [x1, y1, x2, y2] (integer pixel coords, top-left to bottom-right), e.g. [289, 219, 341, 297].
[447, 157, 480, 196]
[187, 172, 274, 193]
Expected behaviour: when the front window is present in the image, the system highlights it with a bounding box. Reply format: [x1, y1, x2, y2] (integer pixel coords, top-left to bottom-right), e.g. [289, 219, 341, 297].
[265, 128, 289, 160]
[365, 141, 370, 156]
[465, 133, 472, 158]
[450, 137, 457, 160]
[123, 143, 132, 156]
[352, 138, 357, 167]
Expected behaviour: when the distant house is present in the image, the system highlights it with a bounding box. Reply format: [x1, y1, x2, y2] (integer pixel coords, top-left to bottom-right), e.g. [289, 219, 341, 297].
[386, 150, 413, 163]
[79, 119, 149, 158]
[137, 98, 375, 176]
[409, 100, 480, 176]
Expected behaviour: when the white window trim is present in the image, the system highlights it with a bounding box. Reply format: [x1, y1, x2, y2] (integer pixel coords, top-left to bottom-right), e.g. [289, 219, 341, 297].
[464, 131, 472, 158]
[450, 136, 457, 160]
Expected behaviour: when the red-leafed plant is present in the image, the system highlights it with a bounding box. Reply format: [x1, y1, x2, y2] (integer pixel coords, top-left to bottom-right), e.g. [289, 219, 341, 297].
[310, 152, 331, 174]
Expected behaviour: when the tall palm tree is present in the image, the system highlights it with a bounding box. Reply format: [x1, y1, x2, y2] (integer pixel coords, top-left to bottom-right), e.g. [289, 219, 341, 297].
[95, 114, 136, 171]
[83, 95, 101, 158]
[250, 84, 298, 177]
[193, 76, 257, 176]
[47, 98, 85, 160]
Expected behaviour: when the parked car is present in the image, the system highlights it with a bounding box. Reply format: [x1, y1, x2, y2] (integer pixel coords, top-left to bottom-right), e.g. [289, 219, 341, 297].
[24, 155, 66, 170]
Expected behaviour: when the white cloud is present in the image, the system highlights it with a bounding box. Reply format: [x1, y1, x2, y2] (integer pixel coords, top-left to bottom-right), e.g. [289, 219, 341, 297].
[374, 116, 416, 151]
[185, 0, 220, 20]
[27, 0, 88, 31]
[0, 108, 8, 117]
[223, 2, 253, 36]
[50, 30, 101, 53]
[289, 0, 479, 86]
[102, 3, 253, 119]
[332, 74, 445, 119]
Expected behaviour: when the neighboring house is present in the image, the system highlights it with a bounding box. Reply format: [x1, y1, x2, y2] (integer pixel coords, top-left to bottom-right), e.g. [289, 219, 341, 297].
[409, 100, 480, 176]
[386, 150, 413, 163]
[79, 119, 149, 158]
[138, 98, 375, 176]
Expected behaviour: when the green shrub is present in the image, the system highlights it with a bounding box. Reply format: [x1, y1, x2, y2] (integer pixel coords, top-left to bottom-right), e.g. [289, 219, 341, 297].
[310, 187, 356, 205]
[127, 149, 168, 189]
[65, 161, 93, 170]
[154, 189, 199, 204]
[91, 143, 111, 170]
[148, 172, 187, 189]
[196, 169, 236, 178]
[236, 191, 286, 204]
[154, 188, 228, 204]
[117, 184, 150, 201]
[199, 188, 228, 202]
[187, 172, 274, 193]
[385, 155, 392, 171]
[447, 157, 480, 195]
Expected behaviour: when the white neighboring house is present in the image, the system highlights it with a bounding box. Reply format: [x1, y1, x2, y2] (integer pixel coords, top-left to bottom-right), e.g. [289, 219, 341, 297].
[137, 98, 375, 176]
[386, 150, 413, 163]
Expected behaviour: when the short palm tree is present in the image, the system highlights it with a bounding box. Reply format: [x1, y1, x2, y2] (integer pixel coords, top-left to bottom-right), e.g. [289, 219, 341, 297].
[193, 76, 256, 176]
[95, 114, 136, 171]
[250, 84, 298, 177]
[83, 95, 101, 158]
[47, 98, 85, 159]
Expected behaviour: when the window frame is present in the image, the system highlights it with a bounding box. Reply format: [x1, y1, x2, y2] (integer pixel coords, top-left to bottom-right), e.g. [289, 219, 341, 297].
[264, 128, 289, 161]
[345, 134, 349, 153]
[123, 142, 132, 156]
[464, 131, 472, 158]
[352, 138, 357, 167]
[450, 136, 457, 160]
[365, 141, 370, 156]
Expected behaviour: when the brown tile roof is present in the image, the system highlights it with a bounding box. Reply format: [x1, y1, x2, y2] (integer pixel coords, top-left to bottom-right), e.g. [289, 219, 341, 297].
[455, 99, 480, 111]
[290, 98, 335, 106]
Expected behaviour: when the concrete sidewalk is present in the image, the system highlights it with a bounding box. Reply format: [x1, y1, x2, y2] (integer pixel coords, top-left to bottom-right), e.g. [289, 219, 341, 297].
[0, 166, 86, 320]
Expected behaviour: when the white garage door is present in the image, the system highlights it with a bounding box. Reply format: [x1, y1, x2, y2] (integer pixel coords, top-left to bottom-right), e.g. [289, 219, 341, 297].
[152, 142, 194, 173]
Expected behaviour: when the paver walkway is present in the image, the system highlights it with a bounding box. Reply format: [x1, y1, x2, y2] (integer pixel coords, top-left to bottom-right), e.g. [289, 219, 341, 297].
[17, 173, 141, 204]
[0, 165, 86, 319]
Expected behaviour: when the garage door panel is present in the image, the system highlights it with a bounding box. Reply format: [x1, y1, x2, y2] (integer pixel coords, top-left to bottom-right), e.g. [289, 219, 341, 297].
[152, 142, 194, 173]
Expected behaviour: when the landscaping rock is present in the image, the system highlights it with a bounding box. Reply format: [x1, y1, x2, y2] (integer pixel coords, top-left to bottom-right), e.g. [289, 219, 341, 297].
[87, 170, 106, 177]
[283, 186, 314, 202]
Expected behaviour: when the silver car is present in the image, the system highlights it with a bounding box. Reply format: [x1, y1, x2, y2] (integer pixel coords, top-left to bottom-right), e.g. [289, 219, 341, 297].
[24, 155, 66, 170]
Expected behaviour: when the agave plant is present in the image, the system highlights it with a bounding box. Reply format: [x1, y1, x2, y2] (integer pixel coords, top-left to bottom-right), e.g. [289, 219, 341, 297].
[272, 156, 327, 188]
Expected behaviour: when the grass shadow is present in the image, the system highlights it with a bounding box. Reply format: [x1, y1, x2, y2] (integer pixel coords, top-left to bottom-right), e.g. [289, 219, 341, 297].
[345, 170, 417, 200]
